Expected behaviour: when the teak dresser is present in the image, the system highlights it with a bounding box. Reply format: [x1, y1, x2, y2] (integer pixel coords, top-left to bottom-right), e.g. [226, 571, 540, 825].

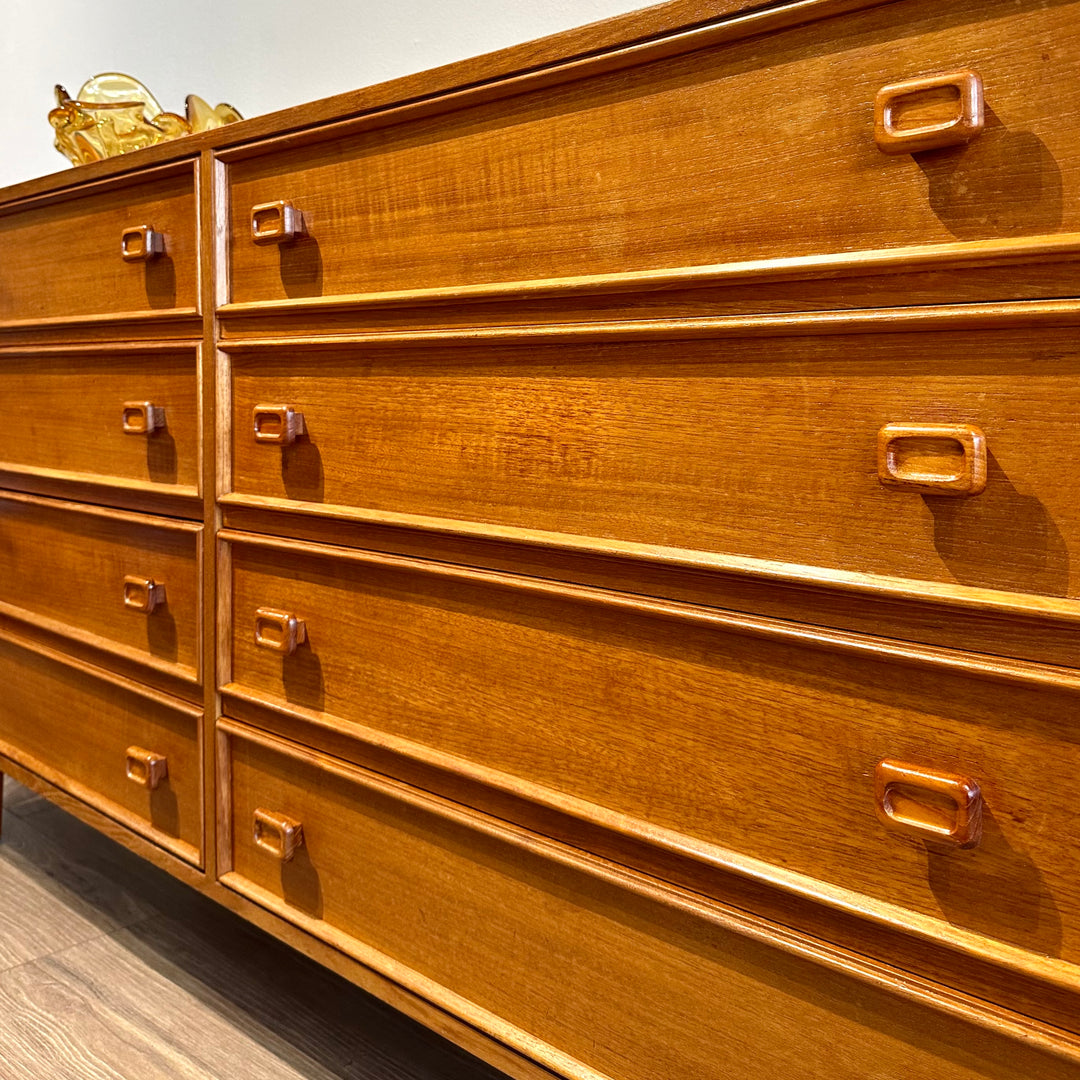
[3, 0, 1080, 1076]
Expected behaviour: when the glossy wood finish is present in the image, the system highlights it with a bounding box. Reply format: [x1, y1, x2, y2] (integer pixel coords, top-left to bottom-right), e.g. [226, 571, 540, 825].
[5, 0, 1080, 1073]
[225, 0, 1080, 305]
[0, 491, 201, 682]
[227, 324, 1080, 598]
[220, 722, 1080, 1080]
[0, 345, 199, 500]
[0, 163, 198, 326]
[222, 532, 1080, 972]
[0, 631, 201, 864]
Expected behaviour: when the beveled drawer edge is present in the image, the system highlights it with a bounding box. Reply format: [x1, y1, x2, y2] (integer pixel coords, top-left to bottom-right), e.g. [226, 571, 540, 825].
[0, 620, 202, 717]
[218, 528, 1080, 688]
[217, 233, 1080, 320]
[217, 718, 1080, 1069]
[0, 308, 202, 335]
[220, 297, 1080, 349]
[0, 739, 201, 868]
[0, 598, 199, 686]
[219, 677, 1080, 1004]
[0, 462, 200, 504]
[0, 157, 199, 217]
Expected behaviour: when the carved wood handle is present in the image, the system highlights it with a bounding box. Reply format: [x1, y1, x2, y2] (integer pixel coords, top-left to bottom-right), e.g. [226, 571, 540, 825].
[125, 746, 168, 791]
[122, 401, 165, 435]
[123, 575, 166, 613]
[253, 404, 305, 446]
[253, 807, 304, 862]
[120, 225, 165, 261]
[251, 200, 305, 244]
[877, 423, 986, 495]
[874, 70, 984, 155]
[254, 608, 307, 654]
[875, 759, 982, 848]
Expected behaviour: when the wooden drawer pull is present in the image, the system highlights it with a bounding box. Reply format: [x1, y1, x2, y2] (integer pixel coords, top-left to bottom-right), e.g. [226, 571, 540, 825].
[253, 807, 304, 862]
[874, 70, 984, 155]
[121, 401, 165, 435]
[251, 200, 305, 245]
[120, 225, 165, 262]
[125, 746, 168, 791]
[254, 608, 307, 654]
[253, 404, 305, 446]
[877, 423, 986, 496]
[875, 759, 982, 848]
[123, 575, 166, 613]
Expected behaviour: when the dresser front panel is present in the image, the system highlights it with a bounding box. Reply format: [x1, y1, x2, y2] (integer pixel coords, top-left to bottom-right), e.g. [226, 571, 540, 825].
[224, 534, 1080, 971]
[227, 325, 1080, 598]
[0, 493, 201, 682]
[0, 633, 201, 864]
[221, 721, 1080, 1080]
[0, 347, 199, 499]
[225, 0, 1080, 306]
[0, 163, 198, 325]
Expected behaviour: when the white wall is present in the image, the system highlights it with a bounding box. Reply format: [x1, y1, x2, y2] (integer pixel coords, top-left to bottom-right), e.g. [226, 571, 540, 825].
[1, 0, 651, 189]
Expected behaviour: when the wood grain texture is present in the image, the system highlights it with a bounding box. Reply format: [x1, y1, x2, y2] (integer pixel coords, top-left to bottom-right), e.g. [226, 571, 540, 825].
[222, 533, 1080, 973]
[225, 0, 1080, 304]
[227, 324, 1080, 598]
[0, 346, 199, 498]
[0, 491, 201, 682]
[0, 164, 198, 325]
[221, 723, 1080, 1080]
[0, 632, 202, 863]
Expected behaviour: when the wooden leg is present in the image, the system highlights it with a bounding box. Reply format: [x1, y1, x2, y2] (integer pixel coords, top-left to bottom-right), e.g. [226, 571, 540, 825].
[0, 771, 5, 838]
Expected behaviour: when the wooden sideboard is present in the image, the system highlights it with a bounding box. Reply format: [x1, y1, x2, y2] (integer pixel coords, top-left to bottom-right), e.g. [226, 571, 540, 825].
[3, 0, 1080, 1075]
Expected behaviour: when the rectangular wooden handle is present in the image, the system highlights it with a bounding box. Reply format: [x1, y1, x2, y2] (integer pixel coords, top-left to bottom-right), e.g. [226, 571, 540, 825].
[877, 423, 986, 495]
[254, 608, 307, 654]
[253, 808, 304, 862]
[253, 405, 305, 446]
[123, 575, 166, 613]
[120, 225, 165, 261]
[875, 759, 982, 848]
[122, 401, 165, 435]
[125, 746, 168, 791]
[874, 70, 984, 155]
[251, 201, 305, 244]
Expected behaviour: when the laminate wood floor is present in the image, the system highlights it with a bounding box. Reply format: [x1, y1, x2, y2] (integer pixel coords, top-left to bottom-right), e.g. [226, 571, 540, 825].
[0, 778, 511, 1080]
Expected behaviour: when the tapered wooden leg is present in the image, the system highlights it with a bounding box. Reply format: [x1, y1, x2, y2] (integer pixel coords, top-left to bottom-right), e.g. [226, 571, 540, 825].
[0, 772, 5, 838]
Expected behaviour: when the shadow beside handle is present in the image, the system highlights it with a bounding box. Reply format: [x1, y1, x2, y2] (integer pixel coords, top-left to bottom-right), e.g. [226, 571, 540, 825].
[875, 759, 982, 848]
[125, 746, 168, 791]
[877, 423, 986, 495]
[253, 807, 304, 862]
[874, 70, 984, 155]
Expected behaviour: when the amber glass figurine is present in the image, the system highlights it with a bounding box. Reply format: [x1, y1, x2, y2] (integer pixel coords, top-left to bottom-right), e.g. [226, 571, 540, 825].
[49, 73, 241, 166]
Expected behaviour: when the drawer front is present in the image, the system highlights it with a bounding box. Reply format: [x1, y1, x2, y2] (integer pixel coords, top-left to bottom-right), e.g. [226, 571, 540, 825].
[0, 493, 200, 682]
[226, 536, 1080, 971]
[225, 0, 1080, 305]
[228, 325, 1080, 598]
[0, 348, 199, 498]
[0, 165, 197, 325]
[221, 723, 1080, 1080]
[0, 633, 201, 864]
